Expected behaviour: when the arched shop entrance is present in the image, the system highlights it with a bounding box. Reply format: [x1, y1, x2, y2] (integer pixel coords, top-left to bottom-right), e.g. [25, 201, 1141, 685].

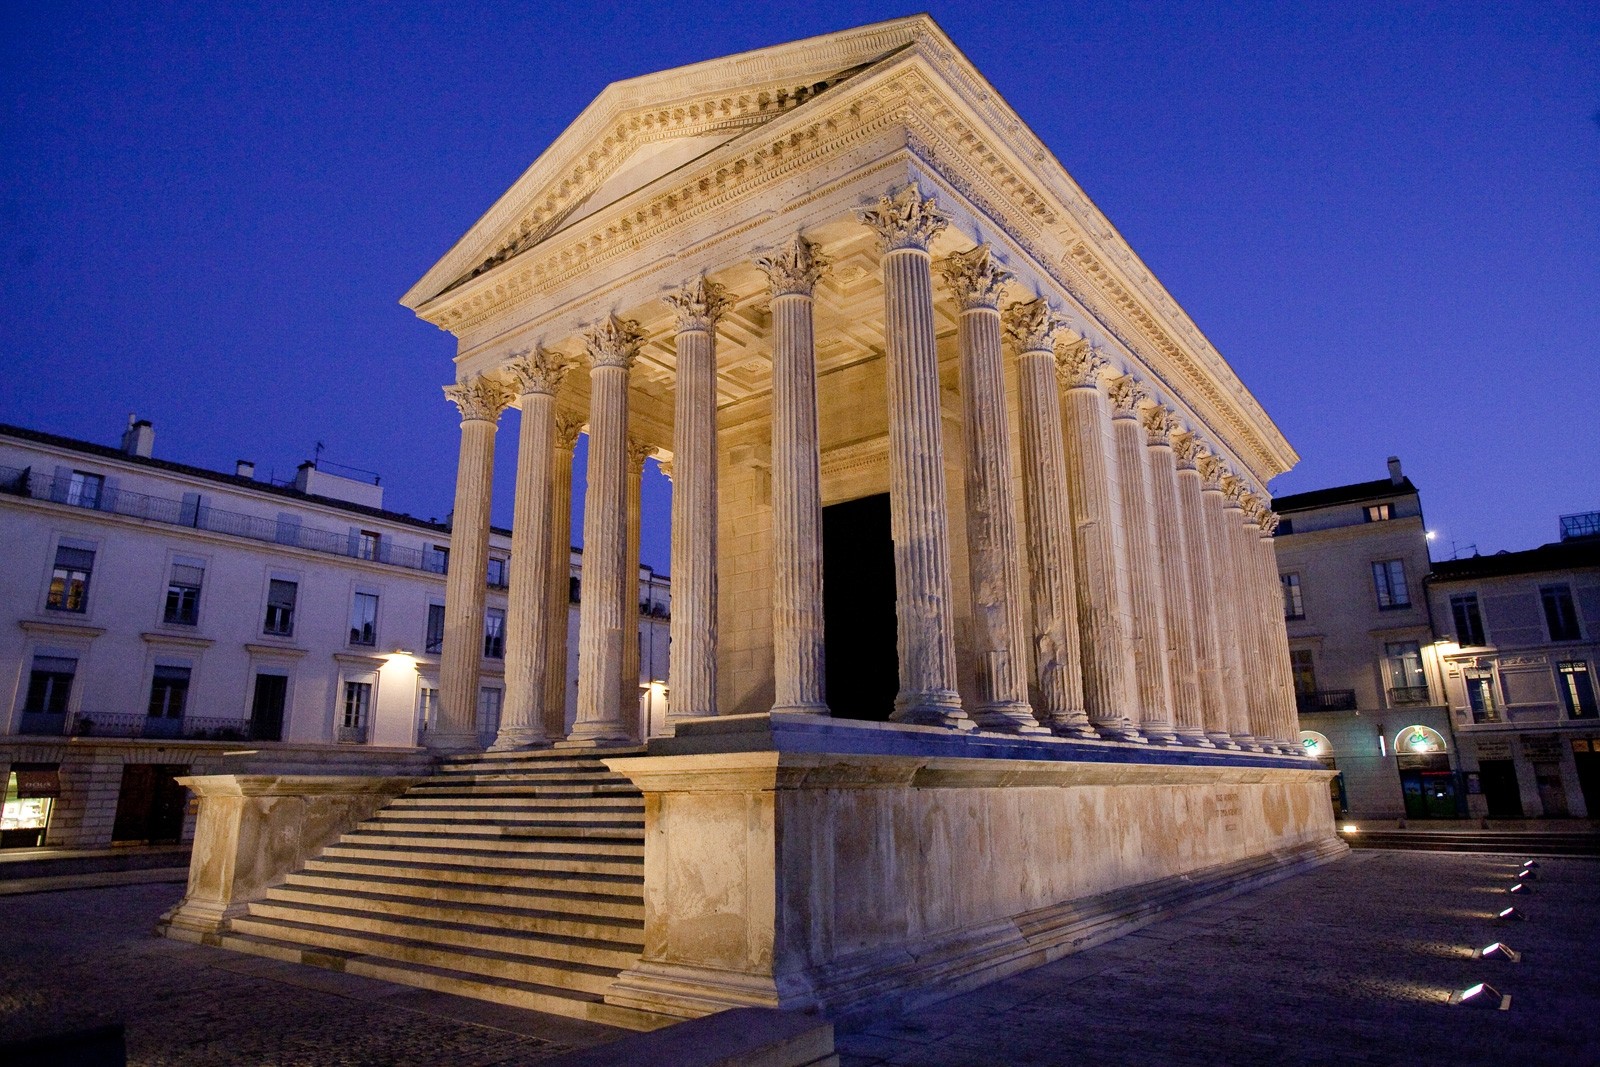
[1395, 726, 1460, 819]
[1300, 731, 1346, 816]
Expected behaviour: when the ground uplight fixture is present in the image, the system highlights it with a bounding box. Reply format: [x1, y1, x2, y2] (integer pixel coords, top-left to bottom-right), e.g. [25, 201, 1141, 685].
[1521, 860, 1540, 870]
[1450, 983, 1511, 1010]
[1507, 881, 1530, 895]
[1341, 824, 1358, 833]
[1516, 867, 1537, 881]
[1498, 907, 1527, 921]
[1474, 942, 1521, 963]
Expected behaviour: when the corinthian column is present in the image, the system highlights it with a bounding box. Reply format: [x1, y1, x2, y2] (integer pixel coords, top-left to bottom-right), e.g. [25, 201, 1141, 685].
[1141, 407, 1210, 746]
[1199, 456, 1256, 749]
[620, 437, 651, 740]
[1005, 299, 1095, 738]
[566, 315, 642, 746]
[1255, 508, 1302, 752]
[941, 247, 1041, 732]
[1240, 495, 1292, 752]
[543, 412, 582, 740]
[756, 236, 829, 714]
[664, 276, 729, 726]
[1056, 345, 1140, 740]
[860, 185, 967, 729]
[493, 348, 570, 750]
[437, 375, 514, 752]
[1173, 436, 1237, 749]
[1108, 378, 1176, 742]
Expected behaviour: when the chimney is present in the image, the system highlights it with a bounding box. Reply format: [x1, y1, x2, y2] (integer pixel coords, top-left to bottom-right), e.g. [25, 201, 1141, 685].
[1387, 456, 1403, 486]
[120, 414, 154, 458]
[235, 460, 256, 479]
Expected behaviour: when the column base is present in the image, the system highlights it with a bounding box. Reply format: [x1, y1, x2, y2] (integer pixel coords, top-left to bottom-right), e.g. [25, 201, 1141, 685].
[890, 690, 973, 731]
[1232, 735, 1267, 753]
[1092, 720, 1148, 743]
[488, 727, 551, 752]
[770, 703, 831, 715]
[1174, 729, 1217, 748]
[1205, 732, 1243, 751]
[555, 736, 637, 749]
[971, 701, 1050, 734]
[1050, 718, 1101, 740]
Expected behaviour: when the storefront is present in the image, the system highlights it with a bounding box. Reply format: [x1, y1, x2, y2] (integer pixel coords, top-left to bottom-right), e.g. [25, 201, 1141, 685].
[1393, 725, 1461, 819]
[1299, 730, 1346, 816]
[1, 764, 60, 848]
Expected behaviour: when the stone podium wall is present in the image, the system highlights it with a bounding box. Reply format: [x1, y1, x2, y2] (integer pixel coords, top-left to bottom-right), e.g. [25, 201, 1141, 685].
[606, 723, 1342, 1019]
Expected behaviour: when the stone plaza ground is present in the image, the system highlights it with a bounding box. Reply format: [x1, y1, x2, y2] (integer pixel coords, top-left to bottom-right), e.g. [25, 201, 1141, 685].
[1, 850, 1596, 1065]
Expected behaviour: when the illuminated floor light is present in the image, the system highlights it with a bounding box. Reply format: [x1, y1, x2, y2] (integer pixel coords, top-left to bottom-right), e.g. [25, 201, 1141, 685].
[1498, 907, 1527, 922]
[1516, 868, 1538, 881]
[1450, 983, 1511, 1010]
[1521, 860, 1540, 870]
[1341, 824, 1359, 833]
[1473, 942, 1521, 963]
[1507, 881, 1530, 895]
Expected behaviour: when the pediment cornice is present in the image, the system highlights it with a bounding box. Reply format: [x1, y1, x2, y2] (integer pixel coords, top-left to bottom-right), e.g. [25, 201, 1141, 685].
[408, 23, 1295, 482]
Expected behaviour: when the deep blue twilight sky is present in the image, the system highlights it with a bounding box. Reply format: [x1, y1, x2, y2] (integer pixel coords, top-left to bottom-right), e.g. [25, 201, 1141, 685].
[3, 1, 1596, 570]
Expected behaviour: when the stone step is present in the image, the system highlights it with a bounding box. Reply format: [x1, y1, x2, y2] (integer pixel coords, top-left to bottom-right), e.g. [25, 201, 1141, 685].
[439, 748, 645, 770]
[245, 898, 641, 970]
[388, 795, 644, 812]
[341, 830, 645, 858]
[212, 930, 668, 1031]
[263, 884, 644, 943]
[282, 870, 645, 921]
[227, 913, 625, 995]
[406, 783, 640, 799]
[319, 842, 643, 876]
[302, 854, 643, 894]
[358, 825, 643, 838]
[412, 775, 639, 792]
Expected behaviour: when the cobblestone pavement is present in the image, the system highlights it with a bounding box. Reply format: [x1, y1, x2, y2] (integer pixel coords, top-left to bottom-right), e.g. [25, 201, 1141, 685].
[837, 851, 1600, 1066]
[0, 882, 621, 1066]
[3, 853, 1597, 1066]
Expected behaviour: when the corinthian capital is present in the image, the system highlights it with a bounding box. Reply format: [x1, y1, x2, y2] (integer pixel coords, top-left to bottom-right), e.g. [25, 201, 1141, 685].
[1197, 453, 1228, 492]
[1054, 342, 1107, 389]
[756, 234, 829, 297]
[554, 410, 585, 451]
[1141, 405, 1179, 446]
[1172, 432, 1202, 471]
[1002, 298, 1068, 352]
[1221, 474, 1247, 506]
[1258, 509, 1281, 535]
[1107, 376, 1147, 419]
[940, 245, 1013, 311]
[505, 346, 571, 397]
[583, 314, 644, 370]
[625, 436, 655, 471]
[859, 184, 949, 254]
[444, 376, 514, 423]
[666, 276, 731, 332]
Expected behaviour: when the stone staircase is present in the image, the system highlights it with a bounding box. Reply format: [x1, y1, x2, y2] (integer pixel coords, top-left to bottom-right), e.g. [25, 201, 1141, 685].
[210, 748, 674, 1031]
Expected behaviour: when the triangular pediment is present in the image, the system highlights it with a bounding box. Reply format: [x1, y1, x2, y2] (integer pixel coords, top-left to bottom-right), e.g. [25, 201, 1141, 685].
[402, 16, 944, 309]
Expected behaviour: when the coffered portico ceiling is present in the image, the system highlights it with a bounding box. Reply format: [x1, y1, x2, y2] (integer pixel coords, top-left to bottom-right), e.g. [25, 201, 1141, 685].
[402, 15, 1297, 486]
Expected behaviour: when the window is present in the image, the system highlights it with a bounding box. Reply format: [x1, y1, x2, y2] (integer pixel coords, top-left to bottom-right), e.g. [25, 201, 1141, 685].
[66, 471, 103, 509]
[47, 546, 94, 613]
[147, 665, 191, 721]
[427, 545, 449, 574]
[487, 556, 509, 588]
[23, 656, 76, 714]
[425, 603, 446, 654]
[356, 530, 380, 561]
[1364, 503, 1392, 522]
[1289, 649, 1317, 696]
[476, 686, 502, 747]
[1450, 593, 1485, 646]
[1371, 559, 1410, 609]
[1385, 641, 1427, 704]
[484, 608, 506, 659]
[1558, 661, 1597, 720]
[264, 579, 298, 636]
[349, 592, 379, 646]
[163, 562, 204, 625]
[569, 576, 581, 603]
[417, 686, 440, 737]
[1280, 573, 1304, 620]
[1542, 584, 1580, 641]
[1465, 668, 1499, 724]
[340, 681, 371, 742]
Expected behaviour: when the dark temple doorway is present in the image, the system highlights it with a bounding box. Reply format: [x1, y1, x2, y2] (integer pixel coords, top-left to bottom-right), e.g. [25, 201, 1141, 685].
[823, 492, 898, 721]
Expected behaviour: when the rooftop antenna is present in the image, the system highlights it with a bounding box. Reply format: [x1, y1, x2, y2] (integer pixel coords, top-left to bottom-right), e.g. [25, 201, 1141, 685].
[313, 440, 325, 467]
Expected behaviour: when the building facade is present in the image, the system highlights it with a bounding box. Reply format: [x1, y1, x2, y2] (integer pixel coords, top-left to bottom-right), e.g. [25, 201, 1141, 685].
[1428, 528, 1600, 819]
[0, 419, 669, 849]
[1273, 458, 1459, 820]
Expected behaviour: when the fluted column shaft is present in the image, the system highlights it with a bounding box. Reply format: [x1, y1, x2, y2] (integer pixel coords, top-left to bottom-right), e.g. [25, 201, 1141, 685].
[543, 416, 581, 739]
[1230, 497, 1276, 748]
[1058, 349, 1139, 739]
[945, 250, 1038, 731]
[494, 352, 569, 750]
[1200, 466, 1255, 748]
[1173, 441, 1237, 749]
[1109, 381, 1175, 741]
[437, 377, 511, 751]
[863, 186, 965, 728]
[666, 280, 726, 726]
[1142, 415, 1209, 745]
[620, 441, 647, 740]
[1251, 511, 1299, 750]
[568, 316, 641, 745]
[759, 239, 828, 714]
[1007, 301, 1094, 738]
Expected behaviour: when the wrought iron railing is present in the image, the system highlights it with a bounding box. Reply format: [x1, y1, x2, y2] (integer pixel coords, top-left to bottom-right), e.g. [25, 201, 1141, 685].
[1389, 685, 1432, 706]
[34, 710, 255, 741]
[1295, 689, 1358, 713]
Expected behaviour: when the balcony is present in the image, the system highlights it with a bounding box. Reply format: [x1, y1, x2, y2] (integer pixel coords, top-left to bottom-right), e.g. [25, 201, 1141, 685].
[1296, 689, 1358, 713]
[336, 724, 369, 744]
[1388, 685, 1432, 707]
[16, 710, 68, 736]
[53, 711, 254, 741]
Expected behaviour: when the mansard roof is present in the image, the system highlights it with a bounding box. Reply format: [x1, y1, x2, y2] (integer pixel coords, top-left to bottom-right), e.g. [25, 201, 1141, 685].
[1273, 476, 1419, 514]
